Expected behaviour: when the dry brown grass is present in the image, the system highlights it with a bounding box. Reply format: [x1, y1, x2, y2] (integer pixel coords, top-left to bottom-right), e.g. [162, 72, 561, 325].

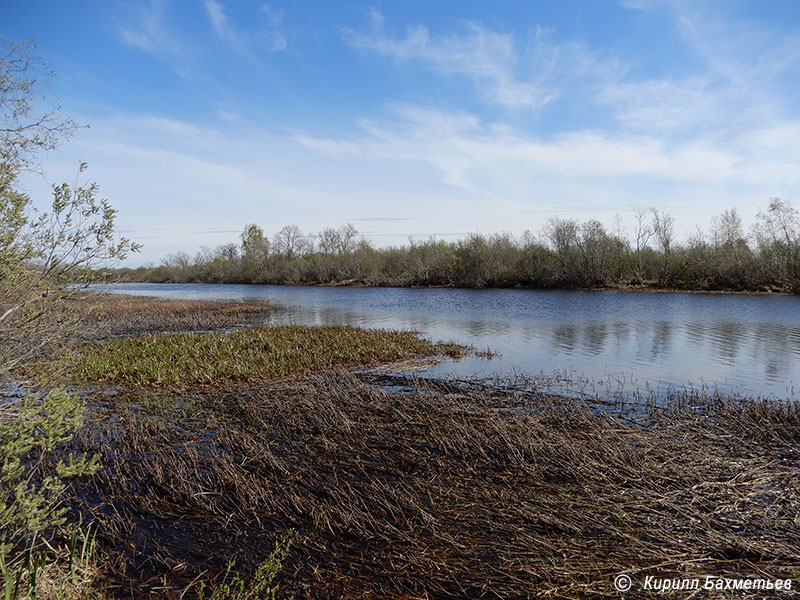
[71, 293, 280, 338]
[68, 373, 800, 599]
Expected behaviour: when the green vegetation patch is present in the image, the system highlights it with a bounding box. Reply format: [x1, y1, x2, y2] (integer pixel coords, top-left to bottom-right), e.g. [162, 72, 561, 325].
[68, 325, 464, 386]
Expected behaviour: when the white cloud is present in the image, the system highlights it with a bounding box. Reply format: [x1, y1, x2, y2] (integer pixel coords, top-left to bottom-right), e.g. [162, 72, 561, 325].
[345, 12, 628, 112]
[346, 14, 554, 108]
[295, 103, 800, 219]
[205, 0, 287, 55]
[259, 4, 287, 51]
[117, 0, 183, 60]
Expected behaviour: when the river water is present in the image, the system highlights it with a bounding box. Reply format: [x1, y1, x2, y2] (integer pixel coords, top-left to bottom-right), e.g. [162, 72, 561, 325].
[99, 283, 799, 401]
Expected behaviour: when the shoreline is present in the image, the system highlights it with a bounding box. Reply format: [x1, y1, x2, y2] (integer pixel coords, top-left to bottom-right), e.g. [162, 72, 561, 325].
[102, 278, 794, 296]
[8, 294, 800, 598]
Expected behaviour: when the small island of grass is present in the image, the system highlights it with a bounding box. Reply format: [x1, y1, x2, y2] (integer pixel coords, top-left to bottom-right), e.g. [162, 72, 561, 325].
[69, 324, 467, 386]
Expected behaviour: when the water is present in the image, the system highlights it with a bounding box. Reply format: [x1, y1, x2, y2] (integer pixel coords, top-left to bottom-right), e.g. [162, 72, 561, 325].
[97, 283, 800, 400]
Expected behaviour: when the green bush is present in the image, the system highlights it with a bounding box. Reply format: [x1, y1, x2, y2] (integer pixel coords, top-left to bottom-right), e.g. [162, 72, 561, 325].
[0, 388, 99, 556]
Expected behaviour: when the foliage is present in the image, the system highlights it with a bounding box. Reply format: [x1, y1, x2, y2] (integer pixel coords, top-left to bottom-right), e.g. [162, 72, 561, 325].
[119, 199, 800, 293]
[0, 389, 100, 600]
[1, 524, 98, 600]
[197, 530, 293, 600]
[0, 39, 134, 598]
[0, 389, 99, 555]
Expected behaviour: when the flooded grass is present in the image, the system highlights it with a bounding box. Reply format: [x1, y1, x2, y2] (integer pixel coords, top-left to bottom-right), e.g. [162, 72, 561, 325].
[68, 373, 800, 599]
[68, 325, 466, 386]
[73, 293, 281, 337]
[12, 293, 800, 598]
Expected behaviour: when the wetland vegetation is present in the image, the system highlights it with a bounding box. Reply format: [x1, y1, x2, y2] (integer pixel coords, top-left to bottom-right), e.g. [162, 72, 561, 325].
[68, 323, 465, 387]
[5, 293, 800, 598]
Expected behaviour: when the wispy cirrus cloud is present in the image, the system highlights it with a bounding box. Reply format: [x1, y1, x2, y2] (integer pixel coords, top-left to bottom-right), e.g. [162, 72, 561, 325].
[259, 4, 287, 51]
[114, 0, 203, 79]
[613, 0, 800, 136]
[345, 10, 627, 111]
[205, 1, 240, 50]
[345, 11, 546, 108]
[205, 0, 287, 55]
[117, 0, 181, 56]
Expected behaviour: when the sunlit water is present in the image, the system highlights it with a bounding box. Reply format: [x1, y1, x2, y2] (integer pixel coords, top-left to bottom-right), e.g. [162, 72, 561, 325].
[97, 283, 800, 401]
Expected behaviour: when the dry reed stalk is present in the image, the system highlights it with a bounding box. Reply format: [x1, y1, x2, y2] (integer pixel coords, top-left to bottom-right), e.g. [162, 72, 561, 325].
[64, 372, 800, 599]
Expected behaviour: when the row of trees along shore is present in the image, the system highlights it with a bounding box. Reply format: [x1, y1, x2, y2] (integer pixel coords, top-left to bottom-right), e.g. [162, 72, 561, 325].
[114, 201, 800, 293]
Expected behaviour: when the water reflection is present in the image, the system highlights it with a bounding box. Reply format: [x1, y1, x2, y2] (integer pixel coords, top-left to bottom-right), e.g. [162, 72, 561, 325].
[98, 283, 800, 400]
[552, 324, 578, 354]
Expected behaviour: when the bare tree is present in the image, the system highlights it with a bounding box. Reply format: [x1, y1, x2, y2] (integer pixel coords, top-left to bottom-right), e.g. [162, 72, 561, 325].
[273, 224, 308, 259]
[338, 223, 358, 254]
[0, 40, 78, 171]
[318, 226, 341, 255]
[650, 208, 674, 286]
[163, 251, 191, 270]
[755, 198, 800, 288]
[623, 207, 653, 284]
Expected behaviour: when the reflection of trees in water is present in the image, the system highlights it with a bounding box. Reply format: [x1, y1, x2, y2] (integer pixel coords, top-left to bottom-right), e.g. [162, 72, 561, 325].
[751, 323, 799, 383]
[552, 324, 578, 353]
[683, 321, 798, 386]
[649, 321, 675, 361]
[706, 321, 744, 365]
[232, 289, 800, 397]
[610, 322, 631, 352]
[684, 321, 706, 348]
[583, 322, 609, 355]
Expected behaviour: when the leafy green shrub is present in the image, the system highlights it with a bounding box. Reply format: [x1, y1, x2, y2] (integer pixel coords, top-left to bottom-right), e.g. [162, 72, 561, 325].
[197, 530, 294, 600]
[0, 388, 99, 579]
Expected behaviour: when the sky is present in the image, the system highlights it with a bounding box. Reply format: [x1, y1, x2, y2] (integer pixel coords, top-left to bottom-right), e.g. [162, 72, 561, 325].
[3, 0, 800, 266]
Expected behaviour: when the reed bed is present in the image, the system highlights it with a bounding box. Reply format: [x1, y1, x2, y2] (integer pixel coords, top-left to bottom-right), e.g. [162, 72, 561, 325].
[67, 373, 800, 599]
[71, 293, 280, 338]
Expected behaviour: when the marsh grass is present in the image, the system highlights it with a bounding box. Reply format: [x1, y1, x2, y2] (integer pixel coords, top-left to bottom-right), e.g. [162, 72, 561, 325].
[68, 373, 800, 599]
[67, 326, 467, 386]
[0, 525, 99, 600]
[71, 294, 280, 338]
[17, 293, 800, 598]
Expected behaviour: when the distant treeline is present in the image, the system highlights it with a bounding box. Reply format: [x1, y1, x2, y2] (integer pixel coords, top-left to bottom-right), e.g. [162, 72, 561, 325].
[108, 199, 800, 293]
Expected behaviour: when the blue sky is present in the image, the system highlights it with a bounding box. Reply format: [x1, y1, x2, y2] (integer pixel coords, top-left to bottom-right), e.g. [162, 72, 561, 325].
[4, 0, 800, 265]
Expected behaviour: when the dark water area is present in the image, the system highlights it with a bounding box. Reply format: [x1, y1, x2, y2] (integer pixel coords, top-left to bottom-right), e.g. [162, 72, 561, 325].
[96, 283, 800, 401]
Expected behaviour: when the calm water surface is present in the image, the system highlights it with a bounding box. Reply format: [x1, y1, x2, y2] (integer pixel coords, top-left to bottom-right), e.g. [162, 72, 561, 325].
[100, 283, 800, 400]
